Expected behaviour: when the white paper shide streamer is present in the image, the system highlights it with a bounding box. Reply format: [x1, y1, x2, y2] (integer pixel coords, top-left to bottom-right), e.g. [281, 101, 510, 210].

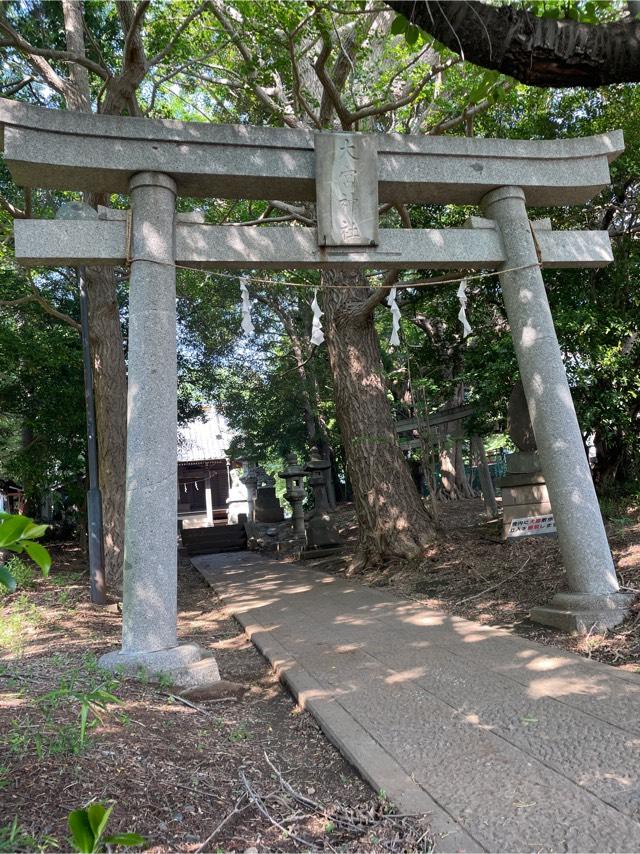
[240, 275, 255, 337]
[457, 279, 471, 338]
[386, 286, 401, 347]
[310, 289, 325, 346]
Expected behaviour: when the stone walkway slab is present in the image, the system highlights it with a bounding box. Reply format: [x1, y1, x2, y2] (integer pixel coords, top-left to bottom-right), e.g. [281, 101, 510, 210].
[193, 552, 640, 853]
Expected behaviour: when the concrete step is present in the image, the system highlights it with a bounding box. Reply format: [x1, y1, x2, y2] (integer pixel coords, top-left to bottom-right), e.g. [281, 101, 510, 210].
[186, 542, 246, 556]
[181, 524, 247, 556]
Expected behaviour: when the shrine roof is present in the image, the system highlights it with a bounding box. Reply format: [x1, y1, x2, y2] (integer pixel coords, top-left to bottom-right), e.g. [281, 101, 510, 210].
[177, 408, 231, 464]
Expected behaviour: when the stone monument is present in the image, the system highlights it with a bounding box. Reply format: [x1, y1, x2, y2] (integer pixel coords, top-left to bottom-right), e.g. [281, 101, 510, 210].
[254, 469, 284, 523]
[498, 381, 553, 539]
[279, 453, 306, 537]
[303, 447, 343, 556]
[226, 467, 249, 525]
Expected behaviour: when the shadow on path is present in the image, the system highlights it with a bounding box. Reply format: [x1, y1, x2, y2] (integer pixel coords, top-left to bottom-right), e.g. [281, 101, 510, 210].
[193, 552, 640, 854]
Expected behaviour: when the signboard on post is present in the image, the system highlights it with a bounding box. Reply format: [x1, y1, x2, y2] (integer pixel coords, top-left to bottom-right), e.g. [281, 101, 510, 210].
[507, 514, 556, 539]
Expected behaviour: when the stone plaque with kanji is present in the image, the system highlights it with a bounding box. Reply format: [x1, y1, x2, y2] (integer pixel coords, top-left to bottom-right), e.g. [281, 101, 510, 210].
[315, 132, 379, 247]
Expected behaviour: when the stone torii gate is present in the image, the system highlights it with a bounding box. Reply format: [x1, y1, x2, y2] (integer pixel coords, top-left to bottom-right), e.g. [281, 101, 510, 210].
[0, 98, 633, 684]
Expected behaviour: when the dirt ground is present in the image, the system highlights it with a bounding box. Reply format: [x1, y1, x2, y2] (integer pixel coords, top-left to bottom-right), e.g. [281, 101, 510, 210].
[2, 499, 638, 851]
[326, 497, 640, 672]
[0, 548, 432, 853]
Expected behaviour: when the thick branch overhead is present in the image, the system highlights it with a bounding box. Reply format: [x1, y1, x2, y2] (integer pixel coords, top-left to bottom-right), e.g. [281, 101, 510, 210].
[386, 0, 640, 87]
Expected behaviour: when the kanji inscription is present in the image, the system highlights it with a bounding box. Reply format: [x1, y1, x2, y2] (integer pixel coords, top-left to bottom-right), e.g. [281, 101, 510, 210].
[315, 132, 379, 248]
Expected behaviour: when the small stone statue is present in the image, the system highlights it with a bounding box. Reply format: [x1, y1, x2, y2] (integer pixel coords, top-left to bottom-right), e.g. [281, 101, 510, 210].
[226, 467, 249, 525]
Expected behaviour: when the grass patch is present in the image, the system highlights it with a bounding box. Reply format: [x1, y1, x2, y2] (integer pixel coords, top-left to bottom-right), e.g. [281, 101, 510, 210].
[0, 594, 42, 655]
[0, 819, 59, 852]
[0, 558, 35, 596]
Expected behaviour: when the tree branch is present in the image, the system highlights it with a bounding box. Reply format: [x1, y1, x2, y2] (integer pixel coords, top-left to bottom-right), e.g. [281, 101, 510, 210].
[26, 272, 81, 331]
[0, 76, 33, 97]
[0, 273, 81, 332]
[355, 269, 399, 319]
[349, 59, 458, 123]
[0, 295, 33, 308]
[0, 12, 70, 96]
[287, 30, 322, 129]
[395, 203, 412, 229]
[386, 1, 640, 87]
[0, 17, 109, 81]
[206, 0, 303, 128]
[428, 80, 513, 134]
[147, 2, 208, 68]
[122, 0, 150, 65]
[268, 200, 315, 226]
[314, 31, 354, 129]
[100, 1, 149, 115]
[0, 193, 25, 219]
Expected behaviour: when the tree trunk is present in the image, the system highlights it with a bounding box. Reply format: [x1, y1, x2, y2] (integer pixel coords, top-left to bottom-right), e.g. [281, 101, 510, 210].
[85, 265, 127, 588]
[63, 0, 127, 589]
[322, 270, 435, 570]
[471, 434, 499, 518]
[454, 440, 476, 499]
[592, 429, 626, 490]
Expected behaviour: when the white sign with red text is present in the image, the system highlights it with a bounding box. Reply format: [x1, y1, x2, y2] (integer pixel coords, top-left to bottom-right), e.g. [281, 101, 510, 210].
[507, 514, 556, 539]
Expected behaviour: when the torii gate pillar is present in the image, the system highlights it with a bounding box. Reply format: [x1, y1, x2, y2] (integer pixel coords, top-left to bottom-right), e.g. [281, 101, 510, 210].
[99, 172, 220, 684]
[482, 187, 634, 631]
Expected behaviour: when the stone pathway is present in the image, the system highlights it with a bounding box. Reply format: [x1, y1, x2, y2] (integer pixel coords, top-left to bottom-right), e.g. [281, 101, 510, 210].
[193, 552, 640, 853]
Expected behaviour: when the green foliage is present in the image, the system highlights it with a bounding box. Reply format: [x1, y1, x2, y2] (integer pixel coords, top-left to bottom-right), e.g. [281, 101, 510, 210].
[68, 803, 144, 853]
[0, 513, 51, 591]
[229, 723, 251, 742]
[6, 715, 86, 760]
[0, 264, 86, 511]
[524, 0, 624, 22]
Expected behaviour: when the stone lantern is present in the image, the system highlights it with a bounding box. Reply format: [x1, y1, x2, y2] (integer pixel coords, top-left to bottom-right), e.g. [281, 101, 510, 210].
[305, 447, 331, 514]
[279, 453, 306, 536]
[304, 447, 343, 551]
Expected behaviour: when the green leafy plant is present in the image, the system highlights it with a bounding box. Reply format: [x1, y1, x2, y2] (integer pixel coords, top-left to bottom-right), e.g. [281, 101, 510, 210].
[39, 684, 120, 748]
[155, 671, 174, 689]
[0, 513, 51, 592]
[229, 723, 250, 742]
[68, 803, 144, 853]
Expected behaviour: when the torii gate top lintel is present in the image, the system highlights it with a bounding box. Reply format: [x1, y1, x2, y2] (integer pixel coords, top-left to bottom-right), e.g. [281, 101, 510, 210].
[0, 97, 624, 206]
